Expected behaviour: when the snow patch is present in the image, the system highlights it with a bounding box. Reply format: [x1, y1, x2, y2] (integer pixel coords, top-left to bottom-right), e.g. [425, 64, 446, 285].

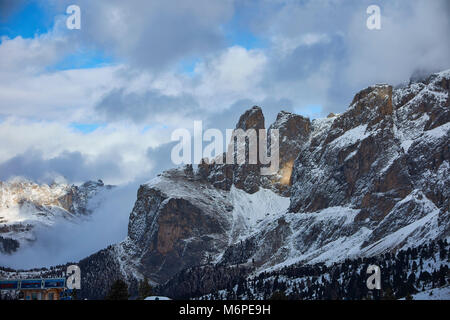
[330, 124, 370, 149]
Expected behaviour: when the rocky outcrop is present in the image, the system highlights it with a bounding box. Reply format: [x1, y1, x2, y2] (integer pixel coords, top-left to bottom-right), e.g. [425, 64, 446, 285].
[289, 71, 449, 227]
[235, 105, 266, 131]
[2, 70, 448, 300]
[199, 106, 309, 195]
[198, 106, 265, 194]
[124, 169, 233, 283]
[289, 84, 401, 215]
[80, 70, 448, 299]
[266, 111, 311, 194]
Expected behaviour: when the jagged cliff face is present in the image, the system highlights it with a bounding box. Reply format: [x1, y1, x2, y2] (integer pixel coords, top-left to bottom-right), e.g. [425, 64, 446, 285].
[289, 75, 448, 221]
[268, 111, 311, 194]
[72, 71, 448, 300]
[289, 72, 449, 223]
[290, 84, 399, 214]
[126, 171, 232, 283]
[0, 179, 112, 254]
[197, 106, 266, 194]
[2, 71, 448, 300]
[218, 71, 449, 271]
[197, 106, 310, 195]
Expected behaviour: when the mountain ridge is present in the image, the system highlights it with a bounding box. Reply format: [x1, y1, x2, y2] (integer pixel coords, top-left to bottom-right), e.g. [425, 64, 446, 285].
[1, 69, 449, 300]
[0, 179, 113, 254]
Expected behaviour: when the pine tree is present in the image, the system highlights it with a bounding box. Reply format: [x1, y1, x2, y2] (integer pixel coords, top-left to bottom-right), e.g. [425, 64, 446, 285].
[71, 289, 78, 300]
[269, 291, 288, 300]
[106, 279, 129, 300]
[138, 277, 153, 300]
[382, 287, 396, 300]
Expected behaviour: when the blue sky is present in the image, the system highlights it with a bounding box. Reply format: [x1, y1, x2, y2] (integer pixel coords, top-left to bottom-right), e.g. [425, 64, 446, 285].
[223, 9, 267, 50]
[0, 0, 448, 185]
[1, 1, 264, 72]
[0, 1, 53, 39]
[0, 1, 114, 70]
[70, 123, 104, 134]
[47, 49, 113, 71]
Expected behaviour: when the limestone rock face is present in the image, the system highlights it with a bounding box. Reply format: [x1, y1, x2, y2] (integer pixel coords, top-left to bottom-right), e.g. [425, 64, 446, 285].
[232, 106, 265, 194]
[289, 71, 449, 228]
[267, 111, 311, 193]
[200, 106, 310, 195]
[126, 169, 233, 283]
[199, 106, 266, 194]
[6, 70, 449, 301]
[235, 105, 265, 131]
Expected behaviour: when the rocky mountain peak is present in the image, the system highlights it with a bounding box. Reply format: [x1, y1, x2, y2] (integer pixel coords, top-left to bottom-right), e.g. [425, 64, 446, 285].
[267, 111, 311, 189]
[198, 106, 311, 195]
[0, 179, 71, 209]
[235, 105, 265, 131]
[271, 110, 311, 141]
[351, 84, 392, 106]
[3, 71, 449, 301]
[290, 70, 449, 222]
[346, 84, 393, 127]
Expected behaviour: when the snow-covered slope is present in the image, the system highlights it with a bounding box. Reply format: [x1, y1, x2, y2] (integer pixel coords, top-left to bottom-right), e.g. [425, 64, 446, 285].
[117, 169, 291, 283]
[192, 239, 449, 301]
[409, 286, 450, 300]
[0, 179, 113, 254]
[221, 195, 444, 273]
[217, 70, 449, 274]
[1, 70, 448, 300]
[75, 70, 449, 299]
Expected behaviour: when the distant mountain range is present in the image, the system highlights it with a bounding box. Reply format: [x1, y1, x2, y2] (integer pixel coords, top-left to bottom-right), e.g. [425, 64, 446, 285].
[0, 179, 113, 254]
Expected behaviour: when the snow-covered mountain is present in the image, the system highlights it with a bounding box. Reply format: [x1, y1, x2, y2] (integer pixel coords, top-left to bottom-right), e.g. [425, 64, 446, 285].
[1, 70, 449, 300]
[0, 179, 113, 254]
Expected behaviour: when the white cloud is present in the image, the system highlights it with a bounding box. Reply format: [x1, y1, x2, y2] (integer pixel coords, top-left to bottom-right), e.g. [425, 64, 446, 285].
[0, 15, 72, 74]
[0, 35, 64, 73]
[0, 0, 448, 186]
[194, 46, 268, 108]
[0, 66, 123, 122]
[271, 33, 330, 58]
[68, 0, 235, 71]
[0, 118, 171, 184]
[0, 181, 137, 269]
[344, 0, 450, 88]
[92, 45, 269, 126]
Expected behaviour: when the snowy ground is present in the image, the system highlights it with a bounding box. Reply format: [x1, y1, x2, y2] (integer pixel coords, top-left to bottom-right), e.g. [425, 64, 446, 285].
[407, 287, 450, 300]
